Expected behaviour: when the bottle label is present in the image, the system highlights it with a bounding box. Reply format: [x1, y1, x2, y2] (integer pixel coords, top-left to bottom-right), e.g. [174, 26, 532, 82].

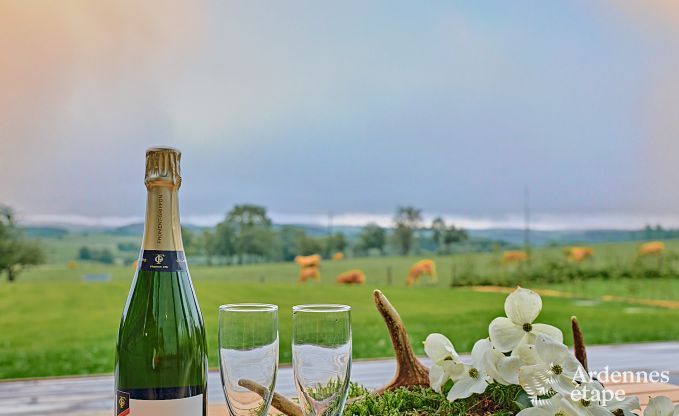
[116, 391, 204, 416]
[139, 250, 187, 272]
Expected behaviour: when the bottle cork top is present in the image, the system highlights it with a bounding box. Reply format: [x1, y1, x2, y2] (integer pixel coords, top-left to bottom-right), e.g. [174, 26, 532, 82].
[145, 147, 181, 189]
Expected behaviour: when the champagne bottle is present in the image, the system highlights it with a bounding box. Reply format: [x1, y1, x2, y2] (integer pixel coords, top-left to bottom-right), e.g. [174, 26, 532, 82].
[115, 147, 207, 416]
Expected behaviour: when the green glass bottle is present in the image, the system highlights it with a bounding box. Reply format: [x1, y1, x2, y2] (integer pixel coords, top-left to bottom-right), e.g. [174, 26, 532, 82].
[115, 147, 207, 416]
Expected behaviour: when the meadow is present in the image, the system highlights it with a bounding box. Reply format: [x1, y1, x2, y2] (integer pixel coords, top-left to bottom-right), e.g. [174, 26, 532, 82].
[2, 239, 679, 379]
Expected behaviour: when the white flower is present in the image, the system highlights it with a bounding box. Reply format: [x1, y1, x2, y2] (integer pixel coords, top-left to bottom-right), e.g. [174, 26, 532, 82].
[604, 394, 640, 416]
[517, 394, 582, 416]
[645, 396, 679, 416]
[519, 335, 587, 397]
[446, 339, 493, 401]
[424, 333, 458, 362]
[569, 381, 617, 416]
[424, 333, 465, 392]
[489, 287, 563, 352]
[483, 339, 522, 385]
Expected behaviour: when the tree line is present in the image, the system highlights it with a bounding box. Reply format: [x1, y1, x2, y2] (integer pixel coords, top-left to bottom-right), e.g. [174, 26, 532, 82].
[190, 204, 468, 265]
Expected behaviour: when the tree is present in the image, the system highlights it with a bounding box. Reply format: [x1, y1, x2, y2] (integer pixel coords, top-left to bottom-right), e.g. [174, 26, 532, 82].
[0, 206, 46, 282]
[357, 223, 386, 255]
[443, 225, 468, 254]
[392, 206, 422, 256]
[324, 232, 348, 257]
[224, 204, 275, 263]
[297, 233, 323, 256]
[278, 226, 304, 261]
[431, 217, 446, 252]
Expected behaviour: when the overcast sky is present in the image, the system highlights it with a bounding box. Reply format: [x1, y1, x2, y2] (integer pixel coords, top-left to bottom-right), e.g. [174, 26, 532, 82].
[2, 1, 679, 229]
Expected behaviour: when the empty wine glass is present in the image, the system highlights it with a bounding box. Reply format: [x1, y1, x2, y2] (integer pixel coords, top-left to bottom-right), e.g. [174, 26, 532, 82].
[292, 304, 352, 416]
[219, 304, 279, 416]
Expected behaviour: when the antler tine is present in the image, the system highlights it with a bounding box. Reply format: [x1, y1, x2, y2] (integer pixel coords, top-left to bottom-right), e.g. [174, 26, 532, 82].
[238, 379, 303, 416]
[571, 316, 588, 372]
[373, 290, 430, 393]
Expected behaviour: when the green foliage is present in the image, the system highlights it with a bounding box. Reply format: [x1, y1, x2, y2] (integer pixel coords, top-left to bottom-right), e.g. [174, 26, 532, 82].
[0, 205, 46, 282]
[430, 217, 468, 254]
[78, 246, 114, 264]
[392, 206, 423, 255]
[357, 223, 387, 255]
[344, 384, 524, 416]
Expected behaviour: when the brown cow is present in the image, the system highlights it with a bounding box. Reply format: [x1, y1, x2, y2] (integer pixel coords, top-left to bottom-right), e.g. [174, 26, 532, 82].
[336, 269, 365, 285]
[566, 247, 593, 263]
[406, 259, 437, 287]
[298, 266, 320, 283]
[639, 241, 665, 256]
[295, 254, 321, 268]
[502, 251, 528, 264]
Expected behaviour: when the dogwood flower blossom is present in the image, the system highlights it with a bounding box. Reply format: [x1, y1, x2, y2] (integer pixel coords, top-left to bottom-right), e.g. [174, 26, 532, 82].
[483, 339, 522, 385]
[423, 333, 464, 392]
[569, 381, 619, 416]
[489, 287, 563, 352]
[604, 394, 641, 416]
[519, 335, 587, 397]
[644, 396, 679, 416]
[446, 339, 493, 401]
[516, 394, 582, 416]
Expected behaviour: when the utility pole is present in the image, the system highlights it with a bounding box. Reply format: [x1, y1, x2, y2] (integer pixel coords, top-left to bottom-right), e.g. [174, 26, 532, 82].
[524, 187, 531, 264]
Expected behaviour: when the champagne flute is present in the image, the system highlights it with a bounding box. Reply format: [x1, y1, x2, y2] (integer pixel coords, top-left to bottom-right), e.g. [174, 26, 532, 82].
[219, 304, 279, 416]
[292, 304, 352, 416]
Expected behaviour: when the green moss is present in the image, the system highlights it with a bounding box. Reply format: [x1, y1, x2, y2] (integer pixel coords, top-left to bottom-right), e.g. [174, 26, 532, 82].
[344, 383, 525, 416]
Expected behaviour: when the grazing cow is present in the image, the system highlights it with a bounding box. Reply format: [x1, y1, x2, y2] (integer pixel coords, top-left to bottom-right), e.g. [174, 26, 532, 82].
[336, 269, 365, 285]
[298, 266, 321, 283]
[639, 241, 665, 256]
[333, 252, 345, 261]
[295, 254, 321, 268]
[566, 247, 593, 263]
[406, 259, 437, 287]
[502, 251, 528, 264]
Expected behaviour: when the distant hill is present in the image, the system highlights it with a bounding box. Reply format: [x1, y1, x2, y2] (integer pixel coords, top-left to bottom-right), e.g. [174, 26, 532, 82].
[21, 226, 69, 238]
[21, 219, 679, 248]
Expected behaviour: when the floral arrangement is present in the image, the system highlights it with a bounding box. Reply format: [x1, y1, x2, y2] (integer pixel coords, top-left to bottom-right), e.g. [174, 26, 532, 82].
[423, 287, 675, 416]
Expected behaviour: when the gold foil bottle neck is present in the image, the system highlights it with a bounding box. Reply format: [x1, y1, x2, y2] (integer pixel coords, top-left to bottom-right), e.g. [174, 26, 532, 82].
[145, 147, 181, 189]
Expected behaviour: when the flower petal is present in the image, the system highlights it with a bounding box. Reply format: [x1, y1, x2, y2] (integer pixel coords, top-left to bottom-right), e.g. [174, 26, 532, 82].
[424, 333, 457, 363]
[552, 374, 578, 396]
[606, 395, 640, 414]
[512, 343, 540, 366]
[495, 355, 521, 385]
[505, 287, 542, 325]
[532, 323, 564, 344]
[516, 409, 548, 416]
[429, 363, 446, 392]
[471, 338, 492, 370]
[518, 364, 552, 397]
[446, 374, 489, 402]
[442, 359, 466, 382]
[645, 396, 675, 416]
[585, 405, 615, 416]
[489, 317, 525, 352]
[534, 334, 569, 365]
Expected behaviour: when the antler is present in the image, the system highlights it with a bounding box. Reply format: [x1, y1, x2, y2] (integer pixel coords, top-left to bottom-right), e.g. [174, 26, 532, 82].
[373, 289, 430, 393]
[571, 316, 588, 371]
[238, 379, 303, 416]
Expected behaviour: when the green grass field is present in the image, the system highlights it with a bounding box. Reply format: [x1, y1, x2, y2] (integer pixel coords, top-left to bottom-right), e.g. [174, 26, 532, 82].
[3, 238, 679, 379]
